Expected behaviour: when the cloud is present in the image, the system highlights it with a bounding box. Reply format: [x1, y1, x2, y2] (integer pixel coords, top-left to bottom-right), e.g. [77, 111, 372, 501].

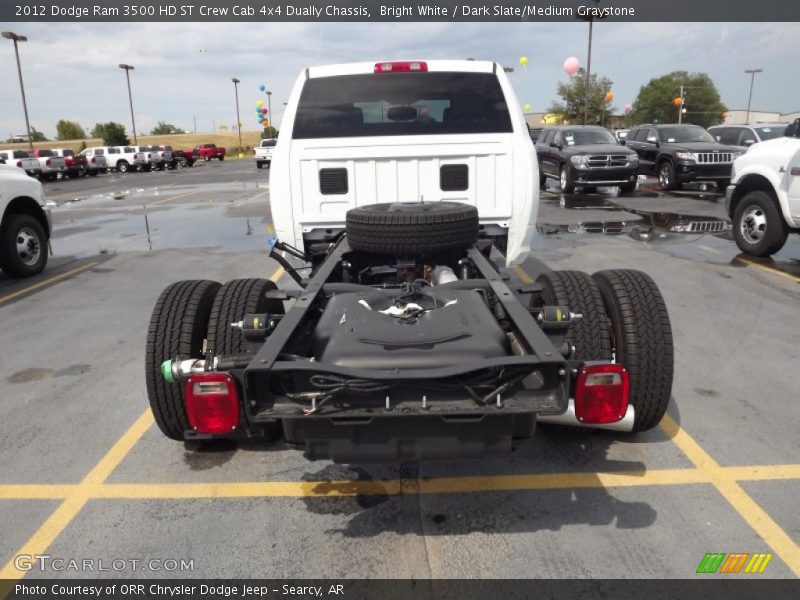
[1, 21, 798, 138]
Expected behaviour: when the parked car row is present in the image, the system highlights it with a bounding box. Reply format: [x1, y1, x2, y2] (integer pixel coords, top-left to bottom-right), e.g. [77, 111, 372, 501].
[0, 143, 231, 180]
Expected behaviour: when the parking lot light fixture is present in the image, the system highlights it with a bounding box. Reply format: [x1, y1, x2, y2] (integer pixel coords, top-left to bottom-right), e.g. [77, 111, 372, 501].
[118, 64, 137, 144]
[2, 31, 33, 150]
[231, 78, 242, 149]
[744, 69, 763, 124]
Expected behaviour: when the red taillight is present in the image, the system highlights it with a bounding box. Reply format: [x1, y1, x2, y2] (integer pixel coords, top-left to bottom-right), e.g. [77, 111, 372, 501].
[147, 153, 152, 159]
[46, 159, 51, 166]
[374, 61, 428, 73]
[574, 364, 629, 424]
[16, 161, 23, 168]
[184, 373, 240, 434]
[91, 157, 97, 164]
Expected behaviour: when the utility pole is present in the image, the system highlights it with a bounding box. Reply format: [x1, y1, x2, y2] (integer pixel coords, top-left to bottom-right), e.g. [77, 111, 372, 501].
[266, 90, 273, 135]
[118, 64, 137, 143]
[2, 32, 33, 150]
[231, 78, 242, 148]
[744, 69, 763, 124]
[678, 85, 684, 124]
[577, 1, 605, 125]
[193, 116, 197, 134]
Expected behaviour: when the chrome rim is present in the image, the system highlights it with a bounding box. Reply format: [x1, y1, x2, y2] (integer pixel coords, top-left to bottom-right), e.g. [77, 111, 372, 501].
[740, 205, 767, 244]
[560, 168, 568, 190]
[659, 164, 671, 187]
[16, 226, 41, 266]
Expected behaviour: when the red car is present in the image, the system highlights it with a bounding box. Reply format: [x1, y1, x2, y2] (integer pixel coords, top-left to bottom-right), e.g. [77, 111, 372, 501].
[51, 148, 89, 178]
[189, 143, 226, 161]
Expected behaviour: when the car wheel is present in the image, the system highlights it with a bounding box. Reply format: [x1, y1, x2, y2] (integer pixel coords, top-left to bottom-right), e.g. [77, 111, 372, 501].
[0, 213, 48, 278]
[256, 162, 263, 169]
[88, 170, 98, 177]
[658, 161, 677, 191]
[534, 271, 612, 361]
[559, 165, 575, 194]
[219, 156, 224, 161]
[204, 155, 210, 162]
[592, 270, 674, 432]
[145, 280, 221, 441]
[732, 190, 789, 257]
[118, 161, 129, 173]
[619, 182, 637, 195]
[207, 278, 285, 441]
[346, 201, 479, 255]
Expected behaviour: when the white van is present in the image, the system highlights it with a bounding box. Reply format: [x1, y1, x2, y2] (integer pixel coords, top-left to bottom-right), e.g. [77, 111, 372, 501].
[269, 59, 538, 264]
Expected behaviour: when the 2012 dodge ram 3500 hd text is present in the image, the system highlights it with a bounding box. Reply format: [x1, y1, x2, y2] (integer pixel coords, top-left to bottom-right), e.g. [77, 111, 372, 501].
[145, 60, 675, 462]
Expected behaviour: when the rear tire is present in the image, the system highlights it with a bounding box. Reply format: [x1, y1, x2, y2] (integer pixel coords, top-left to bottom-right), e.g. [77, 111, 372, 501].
[118, 161, 129, 173]
[592, 270, 674, 432]
[535, 270, 612, 361]
[559, 165, 575, 194]
[207, 278, 285, 440]
[346, 201, 479, 255]
[658, 160, 677, 191]
[732, 190, 788, 257]
[145, 280, 221, 440]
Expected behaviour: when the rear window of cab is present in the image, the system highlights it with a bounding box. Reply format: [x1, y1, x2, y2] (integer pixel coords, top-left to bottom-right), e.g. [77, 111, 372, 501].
[292, 72, 513, 139]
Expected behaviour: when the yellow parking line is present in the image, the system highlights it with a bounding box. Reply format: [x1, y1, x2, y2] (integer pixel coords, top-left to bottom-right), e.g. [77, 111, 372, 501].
[724, 465, 800, 481]
[660, 415, 800, 576]
[513, 264, 534, 284]
[0, 485, 76, 500]
[146, 190, 202, 207]
[733, 256, 800, 283]
[0, 410, 154, 580]
[0, 262, 99, 305]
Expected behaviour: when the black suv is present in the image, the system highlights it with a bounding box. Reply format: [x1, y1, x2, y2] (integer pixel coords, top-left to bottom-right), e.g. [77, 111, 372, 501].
[624, 124, 740, 191]
[535, 125, 639, 194]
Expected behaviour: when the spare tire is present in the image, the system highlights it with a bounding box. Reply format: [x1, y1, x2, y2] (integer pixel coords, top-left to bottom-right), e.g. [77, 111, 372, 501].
[346, 201, 479, 255]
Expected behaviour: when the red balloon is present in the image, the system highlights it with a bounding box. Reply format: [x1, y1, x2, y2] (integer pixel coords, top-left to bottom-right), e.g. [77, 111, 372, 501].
[261, 107, 268, 114]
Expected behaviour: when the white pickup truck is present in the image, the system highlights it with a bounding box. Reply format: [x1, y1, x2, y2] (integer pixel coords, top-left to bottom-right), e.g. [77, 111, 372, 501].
[0, 149, 42, 179]
[85, 146, 145, 173]
[725, 119, 800, 256]
[254, 138, 276, 169]
[0, 162, 51, 277]
[30, 149, 67, 181]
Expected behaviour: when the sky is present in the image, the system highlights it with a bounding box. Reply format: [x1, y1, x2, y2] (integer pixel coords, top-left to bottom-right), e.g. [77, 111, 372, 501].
[0, 21, 798, 139]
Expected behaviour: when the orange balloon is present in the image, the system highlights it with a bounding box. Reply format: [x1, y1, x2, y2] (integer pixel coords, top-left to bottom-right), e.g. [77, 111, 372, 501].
[673, 97, 684, 107]
[605, 91, 614, 102]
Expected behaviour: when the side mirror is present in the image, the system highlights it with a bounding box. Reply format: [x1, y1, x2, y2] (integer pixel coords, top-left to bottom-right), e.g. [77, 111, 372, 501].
[550, 141, 559, 148]
[646, 136, 658, 144]
[744, 139, 756, 146]
[784, 119, 800, 138]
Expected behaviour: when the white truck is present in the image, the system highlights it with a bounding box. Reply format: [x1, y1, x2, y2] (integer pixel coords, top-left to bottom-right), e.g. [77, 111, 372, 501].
[144, 60, 674, 462]
[254, 138, 276, 169]
[30, 149, 67, 181]
[725, 118, 800, 256]
[0, 149, 42, 179]
[0, 162, 51, 277]
[84, 146, 145, 173]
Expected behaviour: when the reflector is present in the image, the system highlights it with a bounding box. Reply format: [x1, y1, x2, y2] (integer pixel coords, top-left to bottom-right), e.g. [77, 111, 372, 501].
[574, 364, 629, 424]
[185, 373, 239, 434]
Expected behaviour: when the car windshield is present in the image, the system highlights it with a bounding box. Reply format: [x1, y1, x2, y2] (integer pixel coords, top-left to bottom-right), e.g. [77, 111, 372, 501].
[562, 129, 616, 146]
[755, 126, 785, 141]
[658, 126, 714, 143]
[293, 71, 513, 138]
[37, 150, 54, 157]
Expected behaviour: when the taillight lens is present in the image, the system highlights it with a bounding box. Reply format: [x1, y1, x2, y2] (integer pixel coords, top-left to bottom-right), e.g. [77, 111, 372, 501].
[91, 157, 96, 164]
[147, 153, 152, 159]
[574, 364, 629, 424]
[16, 161, 23, 168]
[46, 159, 51, 166]
[374, 61, 428, 73]
[184, 373, 240, 434]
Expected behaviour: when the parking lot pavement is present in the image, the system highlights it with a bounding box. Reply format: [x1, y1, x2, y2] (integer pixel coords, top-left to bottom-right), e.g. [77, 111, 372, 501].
[1, 163, 798, 579]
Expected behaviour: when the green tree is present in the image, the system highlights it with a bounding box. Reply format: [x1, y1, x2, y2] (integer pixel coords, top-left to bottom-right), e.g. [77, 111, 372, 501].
[91, 122, 130, 146]
[151, 121, 184, 135]
[29, 127, 48, 142]
[548, 69, 614, 125]
[630, 71, 727, 128]
[55, 119, 86, 140]
[260, 127, 278, 139]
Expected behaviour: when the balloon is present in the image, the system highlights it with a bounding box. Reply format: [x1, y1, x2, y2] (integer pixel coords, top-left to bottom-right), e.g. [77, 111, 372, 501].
[523, 103, 531, 112]
[519, 56, 528, 67]
[605, 91, 614, 102]
[261, 107, 268, 114]
[257, 100, 264, 107]
[673, 97, 683, 107]
[563, 57, 580, 76]
[263, 119, 270, 127]
[259, 84, 266, 92]
[624, 103, 633, 113]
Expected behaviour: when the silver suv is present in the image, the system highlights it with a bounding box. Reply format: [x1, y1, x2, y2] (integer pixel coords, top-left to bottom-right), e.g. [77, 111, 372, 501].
[708, 123, 787, 152]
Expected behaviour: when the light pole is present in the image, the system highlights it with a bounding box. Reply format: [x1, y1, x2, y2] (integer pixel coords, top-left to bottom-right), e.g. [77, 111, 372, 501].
[118, 64, 137, 144]
[744, 68, 763, 124]
[231, 77, 242, 148]
[576, 1, 605, 125]
[2, 31, 33, 150]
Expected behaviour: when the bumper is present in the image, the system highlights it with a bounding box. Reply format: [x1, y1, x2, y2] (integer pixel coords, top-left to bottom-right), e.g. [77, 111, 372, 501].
[572, 167, 638, 185]
[25, 168, 42, 178]
[675, 162, 732, 183]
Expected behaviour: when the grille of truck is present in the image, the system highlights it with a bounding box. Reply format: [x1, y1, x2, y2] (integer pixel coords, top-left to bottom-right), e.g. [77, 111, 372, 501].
[587, 155, 630, 168]
[319, 168, 348, 194]
[695, 152, 733, 164]
[440, 164, 469, 191]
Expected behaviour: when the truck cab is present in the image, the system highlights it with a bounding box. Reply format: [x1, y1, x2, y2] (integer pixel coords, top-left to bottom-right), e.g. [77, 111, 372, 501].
[269, 59, 538, 264]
